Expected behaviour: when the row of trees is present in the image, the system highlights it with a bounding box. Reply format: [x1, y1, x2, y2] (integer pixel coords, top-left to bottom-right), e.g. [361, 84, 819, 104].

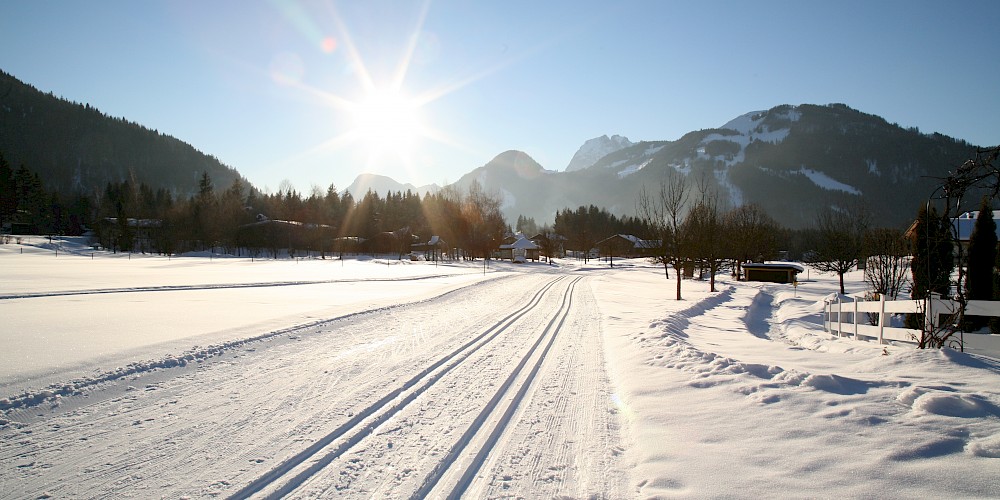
[2, 152, 510, 259]
[634, 172, 786, 299]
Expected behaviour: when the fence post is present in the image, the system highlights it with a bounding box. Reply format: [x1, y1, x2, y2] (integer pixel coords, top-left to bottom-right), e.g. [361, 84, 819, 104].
[824, 300, 830, 332]
[878, 294, 886, 344]
[837, 296, 843, 337]
[924, 295, 935, 335]
[853, 297, 859, 340]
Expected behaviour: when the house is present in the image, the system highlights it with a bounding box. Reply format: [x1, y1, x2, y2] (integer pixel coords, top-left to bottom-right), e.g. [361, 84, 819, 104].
[96, 217, 163, 253]
[951, 210, 1000, 254]
[595, 234, 660, 259]
[906, 210, 1000, 259]
[742, 262, 804, 284]
[529, 232, 566, 259]
[499, 233, 540, 262]
[411, 235, 448, 261]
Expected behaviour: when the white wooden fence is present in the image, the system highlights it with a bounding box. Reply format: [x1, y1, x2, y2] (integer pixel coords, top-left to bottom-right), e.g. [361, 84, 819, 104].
[823, 295, 1000, 345]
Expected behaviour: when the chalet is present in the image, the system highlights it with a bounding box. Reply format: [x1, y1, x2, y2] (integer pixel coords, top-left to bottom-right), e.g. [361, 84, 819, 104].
[952, 210, 1000, 253]
[236, 219, 337, 257]
[499, 233, 540, 263]
[595, 234, 660, 259]
[529, 232, 566, 259]
[411, 235, 448, 261]
[905, 210, 1000, 259]
[96, 217, 163, 253]
[742, 262, 804, 284]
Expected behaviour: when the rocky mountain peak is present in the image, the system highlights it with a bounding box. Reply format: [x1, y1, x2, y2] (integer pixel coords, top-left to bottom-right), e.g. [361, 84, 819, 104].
[565, 134, 634, 172]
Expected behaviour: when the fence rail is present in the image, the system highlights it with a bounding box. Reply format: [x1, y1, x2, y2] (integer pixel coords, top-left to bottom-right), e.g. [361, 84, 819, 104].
[823, 295, 1000, 345]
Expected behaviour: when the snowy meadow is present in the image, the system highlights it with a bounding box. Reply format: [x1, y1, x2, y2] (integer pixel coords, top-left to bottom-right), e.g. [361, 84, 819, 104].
[1, 236, 999, 498]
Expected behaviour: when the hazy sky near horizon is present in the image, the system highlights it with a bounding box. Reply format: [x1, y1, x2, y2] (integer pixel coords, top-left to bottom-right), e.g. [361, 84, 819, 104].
[3, 1, 998, 194]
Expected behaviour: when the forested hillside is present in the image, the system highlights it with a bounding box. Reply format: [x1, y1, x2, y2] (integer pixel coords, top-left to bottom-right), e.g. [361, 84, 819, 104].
[0, 70, 244, 197]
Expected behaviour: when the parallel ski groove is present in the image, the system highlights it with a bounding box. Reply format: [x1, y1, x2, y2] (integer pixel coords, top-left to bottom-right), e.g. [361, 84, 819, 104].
[228, 275, 567, 500]
[410, 276, 582, 499]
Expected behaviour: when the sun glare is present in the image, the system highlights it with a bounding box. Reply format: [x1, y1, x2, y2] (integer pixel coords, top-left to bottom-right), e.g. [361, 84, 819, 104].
[350, 88, 424, 151]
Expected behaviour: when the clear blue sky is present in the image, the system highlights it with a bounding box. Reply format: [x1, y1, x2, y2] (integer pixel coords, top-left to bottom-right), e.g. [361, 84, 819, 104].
[3, 1, 998, 194]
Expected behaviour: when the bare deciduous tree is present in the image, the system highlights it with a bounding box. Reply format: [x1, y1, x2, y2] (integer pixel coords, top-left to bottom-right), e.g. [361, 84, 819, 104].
[683, 183, 726, 292]
[863, 227, 910, 299]
[637, 171, 690, 300]
[810, 204, 870, 295]
[725, 203, 778, 280]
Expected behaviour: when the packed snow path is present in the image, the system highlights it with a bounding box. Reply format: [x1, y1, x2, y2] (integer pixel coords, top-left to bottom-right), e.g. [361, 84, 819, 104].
[0, 273, 628, 498]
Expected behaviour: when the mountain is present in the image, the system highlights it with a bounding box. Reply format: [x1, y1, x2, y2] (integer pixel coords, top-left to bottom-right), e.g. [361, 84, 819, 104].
[448, 104, 978, 228]
[0, 70, 245, 196]
[451, 149, 633, 224]
[2, 69, 979, 232]
[346, 173, 439, 199]
[565, 134, 633, 172]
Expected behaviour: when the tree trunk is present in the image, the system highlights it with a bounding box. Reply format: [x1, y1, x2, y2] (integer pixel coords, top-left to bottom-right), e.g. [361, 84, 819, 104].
[674, 262, 683, 300]
[839, 272, 846, 295]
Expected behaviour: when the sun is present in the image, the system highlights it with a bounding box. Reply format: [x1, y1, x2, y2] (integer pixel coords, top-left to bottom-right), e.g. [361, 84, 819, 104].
[349, 88, 425, 152]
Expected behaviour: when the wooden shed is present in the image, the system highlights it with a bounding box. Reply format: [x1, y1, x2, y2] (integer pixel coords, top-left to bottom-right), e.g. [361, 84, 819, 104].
[742, 262, 804, 284]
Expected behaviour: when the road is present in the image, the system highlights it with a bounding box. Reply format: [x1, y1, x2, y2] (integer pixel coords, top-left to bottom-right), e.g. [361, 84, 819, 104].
[0, 272, 629, 498]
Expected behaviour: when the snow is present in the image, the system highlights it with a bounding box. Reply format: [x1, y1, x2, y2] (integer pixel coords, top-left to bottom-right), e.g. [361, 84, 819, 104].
[867, 158, 881, 176]
[565, 134, 633, 172]
[714, 167, 745, 207]
[796, 166, 863, 195]
[607, 144, 663, 178]
[1, 237, 999, 498]
[617, 157, 652, 178]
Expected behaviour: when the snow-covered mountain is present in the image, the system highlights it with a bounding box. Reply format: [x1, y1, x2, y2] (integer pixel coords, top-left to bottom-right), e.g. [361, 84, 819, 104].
[572, 103, 975, 227]
[564, 134, 633, 172]
[345, 104, 978, 229]
[346, 173, 439, 199]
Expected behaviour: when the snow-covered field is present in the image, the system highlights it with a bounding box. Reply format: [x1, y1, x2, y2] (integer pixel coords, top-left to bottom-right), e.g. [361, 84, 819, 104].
[1, 237, 999, 498]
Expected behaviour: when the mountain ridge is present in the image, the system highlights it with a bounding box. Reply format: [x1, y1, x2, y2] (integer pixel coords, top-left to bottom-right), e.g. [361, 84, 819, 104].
[0, 69, 980, 230]
[346, 173, 440, 199]
[0, 69, 246, 197]
[380, 104, 977, 228]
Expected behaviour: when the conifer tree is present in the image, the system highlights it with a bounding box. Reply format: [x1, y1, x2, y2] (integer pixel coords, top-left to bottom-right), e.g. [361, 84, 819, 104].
[910, 205, 954, 300]
[966, 197, 997, 301]
[0, 152, 15, 232]
[965, 198, 997, 329]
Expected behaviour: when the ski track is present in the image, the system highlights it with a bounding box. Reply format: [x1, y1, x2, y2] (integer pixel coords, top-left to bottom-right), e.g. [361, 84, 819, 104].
[232, 275, 569, 499]
[0, 274, 467, 300]
[0, 272, 628, 499]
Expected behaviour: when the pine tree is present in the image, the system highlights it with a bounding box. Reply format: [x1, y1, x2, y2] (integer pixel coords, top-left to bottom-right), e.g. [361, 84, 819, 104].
[0, 152, 15, 231]
[966, 198, 997, 300]
[910, 205, 954, 300]
[992, 248, 1000, 335]
[933, 212, 955, 298]
[965, 198, 997, 330]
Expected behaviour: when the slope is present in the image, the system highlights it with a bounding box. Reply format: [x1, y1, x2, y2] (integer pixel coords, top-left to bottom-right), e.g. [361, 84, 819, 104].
[0, 69, 245, 196]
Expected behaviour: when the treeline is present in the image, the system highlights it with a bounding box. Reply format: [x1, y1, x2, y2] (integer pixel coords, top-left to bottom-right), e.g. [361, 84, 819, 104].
[1, 152, 512, 259]
[0, 70, 243, 196]
[553, 205, 651, 259]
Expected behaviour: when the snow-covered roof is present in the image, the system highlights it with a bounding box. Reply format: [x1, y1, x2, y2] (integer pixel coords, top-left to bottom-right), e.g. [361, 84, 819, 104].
[499, 237, 539, 250]
[597, 234, 659, 249]
[743, 262, 805, 272]
[952, 211, 1000, 241]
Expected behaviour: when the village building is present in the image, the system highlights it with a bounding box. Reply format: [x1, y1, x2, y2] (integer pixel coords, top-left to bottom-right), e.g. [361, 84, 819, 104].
[411, 235, 448, 261]
[742, 262, 804, 284]
[595, 234, 660, 260]
[951, 210, 1000, 253]
[499, 233, 540, 263]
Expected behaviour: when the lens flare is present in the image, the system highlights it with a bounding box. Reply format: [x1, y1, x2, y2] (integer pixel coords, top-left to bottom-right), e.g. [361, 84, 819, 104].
[321, 36, 337, 54]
